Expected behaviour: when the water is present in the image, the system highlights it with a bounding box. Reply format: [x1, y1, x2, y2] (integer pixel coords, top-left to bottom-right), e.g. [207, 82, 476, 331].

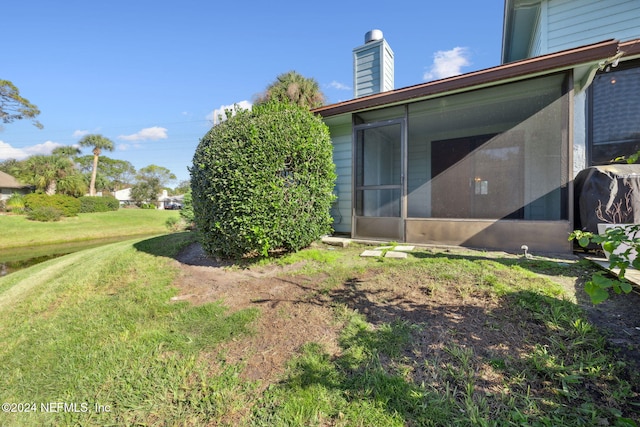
[0, 234, 160, 276]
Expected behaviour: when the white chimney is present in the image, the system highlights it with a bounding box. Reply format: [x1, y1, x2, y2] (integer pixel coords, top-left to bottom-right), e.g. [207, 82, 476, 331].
[353, 29, 394, 98]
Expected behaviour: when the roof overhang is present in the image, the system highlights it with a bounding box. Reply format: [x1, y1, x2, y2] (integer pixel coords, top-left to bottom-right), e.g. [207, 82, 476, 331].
[314, 39, 620, 119]
[619, 39, 640, 59]
[502, 0, 543, 63]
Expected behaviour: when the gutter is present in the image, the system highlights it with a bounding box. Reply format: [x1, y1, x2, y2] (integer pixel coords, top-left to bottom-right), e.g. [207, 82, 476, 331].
[314, 39, 619, 118]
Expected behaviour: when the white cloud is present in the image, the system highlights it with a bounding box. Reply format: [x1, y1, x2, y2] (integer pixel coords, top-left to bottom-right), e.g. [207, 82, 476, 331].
[0, 141, 27, 160]
[423, 47, 471, 81]
[27, 141, 63, 155]
[118, 126, 168, 141]
[207, 101, 252, 125]
[72, 129, 90, 138]
[0, 140, 62, 160]
[327, 81, 350, 91]
[117, 143, 135, 151]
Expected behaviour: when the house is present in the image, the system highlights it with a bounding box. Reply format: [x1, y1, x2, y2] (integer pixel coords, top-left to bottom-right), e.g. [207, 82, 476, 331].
[114, 187, 183, 209]
[0, 171, 31, 201]
[314, 0, 640, 254]
[114, 188, 133, 206]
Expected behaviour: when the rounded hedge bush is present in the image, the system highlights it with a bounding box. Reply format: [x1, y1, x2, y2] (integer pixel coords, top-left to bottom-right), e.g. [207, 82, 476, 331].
[79, 195, 120, 213]
[190, 102, 336, 258]
[23, 193, 81, 217]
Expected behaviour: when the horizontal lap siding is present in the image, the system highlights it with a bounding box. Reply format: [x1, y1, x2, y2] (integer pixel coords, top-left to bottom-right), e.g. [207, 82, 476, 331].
[329, 124, 352, 233]
[547, 0, 640, 52]
[355, 46, 381, 97]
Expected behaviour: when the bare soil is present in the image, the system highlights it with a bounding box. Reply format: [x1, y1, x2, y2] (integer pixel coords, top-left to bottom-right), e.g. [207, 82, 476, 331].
[172, 242, 640, 400]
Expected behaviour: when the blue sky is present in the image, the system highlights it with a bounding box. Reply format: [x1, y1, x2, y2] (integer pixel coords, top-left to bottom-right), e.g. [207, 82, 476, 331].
[1, 1, 505, 185]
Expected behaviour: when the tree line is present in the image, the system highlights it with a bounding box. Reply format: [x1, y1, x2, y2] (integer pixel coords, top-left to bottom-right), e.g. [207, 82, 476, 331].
[1, 70, 325, 209]
[0, 148, 185, 205]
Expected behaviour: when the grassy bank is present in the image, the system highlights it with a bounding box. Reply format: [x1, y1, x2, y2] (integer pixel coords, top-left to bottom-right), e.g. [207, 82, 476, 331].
[0, 232, 259, 426]
[0, 209, 179, 250]
[0, 235, 638, 426]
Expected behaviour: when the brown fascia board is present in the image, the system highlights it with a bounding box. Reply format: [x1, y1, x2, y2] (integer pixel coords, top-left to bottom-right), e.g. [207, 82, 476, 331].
[620, 38, 640, 58]
[314, 39, 620, 118]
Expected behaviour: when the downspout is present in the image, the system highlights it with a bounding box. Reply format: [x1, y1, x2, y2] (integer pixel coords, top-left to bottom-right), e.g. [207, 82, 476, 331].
[578, 50, 625, 91]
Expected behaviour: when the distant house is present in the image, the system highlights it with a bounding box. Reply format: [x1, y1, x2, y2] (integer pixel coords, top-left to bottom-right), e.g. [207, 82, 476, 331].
[314, 0, 640, 254]
[0, 171, 31, 201]
[114, 188, 133, 206]
[114, 187, 183, 209]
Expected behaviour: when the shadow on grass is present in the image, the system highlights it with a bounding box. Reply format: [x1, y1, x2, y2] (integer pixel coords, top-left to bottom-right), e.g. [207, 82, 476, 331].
[135, 232, 297, 270]
[408, 250, 640, 372]
[255, 271, 640, 425]
[133, 231, 198, 258]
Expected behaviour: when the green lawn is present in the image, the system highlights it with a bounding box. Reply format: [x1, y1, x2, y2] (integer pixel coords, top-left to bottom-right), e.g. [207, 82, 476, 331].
[0, 234, 638, 426]
[0, 209, 179, 250]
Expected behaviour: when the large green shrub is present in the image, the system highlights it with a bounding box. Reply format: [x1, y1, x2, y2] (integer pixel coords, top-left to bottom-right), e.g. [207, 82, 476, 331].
[79, 195, 120, 213]
[191, 102, 336, 258]
[23, 193, 81, 217]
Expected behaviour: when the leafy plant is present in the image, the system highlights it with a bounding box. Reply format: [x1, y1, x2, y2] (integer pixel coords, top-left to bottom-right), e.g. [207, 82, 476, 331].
[164, 216, 185, 232]
[179, 188, 194, 226]
[569, 227, 637, 304]
[5, 193, 26, 213]
[26, 206, 62, 222]
[190, 101, 336, 258]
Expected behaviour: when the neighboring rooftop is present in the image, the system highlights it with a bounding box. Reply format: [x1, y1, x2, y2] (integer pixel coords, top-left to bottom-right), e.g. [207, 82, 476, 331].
[0, 171, 28, 189]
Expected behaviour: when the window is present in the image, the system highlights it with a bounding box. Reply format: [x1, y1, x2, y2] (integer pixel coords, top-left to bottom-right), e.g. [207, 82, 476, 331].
[589, 60, 640, 165]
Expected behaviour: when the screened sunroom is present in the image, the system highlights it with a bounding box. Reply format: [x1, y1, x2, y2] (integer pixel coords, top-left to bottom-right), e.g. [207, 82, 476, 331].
[315, 39, 620, 253]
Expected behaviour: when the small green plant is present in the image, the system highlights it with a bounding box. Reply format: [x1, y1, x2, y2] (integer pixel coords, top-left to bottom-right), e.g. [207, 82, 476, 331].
[569, 226, 637, 304]
[179, 188, 194, 226]
[5, 193, 26, 214]
[26, 206, 62, 222]
[164, 216, 185, 232]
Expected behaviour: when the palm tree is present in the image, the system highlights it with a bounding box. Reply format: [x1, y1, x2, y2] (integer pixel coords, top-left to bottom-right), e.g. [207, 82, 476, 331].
[48, 145, 86, 196]
[254, 71, 325, 109]
[78, 134, 115, 196]
[51, 145, 81, 158]
[18, 153, 81, 195]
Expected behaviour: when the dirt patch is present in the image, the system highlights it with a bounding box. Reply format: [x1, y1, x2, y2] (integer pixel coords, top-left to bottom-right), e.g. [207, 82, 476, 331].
[171, 242, 640, 400]
[172, 243, 341, 385]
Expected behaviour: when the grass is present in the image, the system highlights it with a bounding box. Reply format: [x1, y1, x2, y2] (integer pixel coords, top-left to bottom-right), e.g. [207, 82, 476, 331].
[0, 237, 638, 426]
[0, 232, 259, 426]
[250, 250, 640, 426]
[0, 209, 179, 250]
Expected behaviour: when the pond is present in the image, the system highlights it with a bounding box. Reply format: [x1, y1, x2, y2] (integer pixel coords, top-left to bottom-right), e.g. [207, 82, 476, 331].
[0, 234, 161, 276]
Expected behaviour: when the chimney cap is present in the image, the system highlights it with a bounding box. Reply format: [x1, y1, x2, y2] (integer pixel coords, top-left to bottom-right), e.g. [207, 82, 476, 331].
[365, 29, 383, 43]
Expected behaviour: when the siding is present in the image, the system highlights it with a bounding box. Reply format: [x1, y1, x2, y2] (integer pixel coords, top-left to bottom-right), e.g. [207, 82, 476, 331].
[547, 0, 640, 53]
[383, 44, 394, 92]
[353, 39, 394, 98]
[329, 123, 353, 233]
